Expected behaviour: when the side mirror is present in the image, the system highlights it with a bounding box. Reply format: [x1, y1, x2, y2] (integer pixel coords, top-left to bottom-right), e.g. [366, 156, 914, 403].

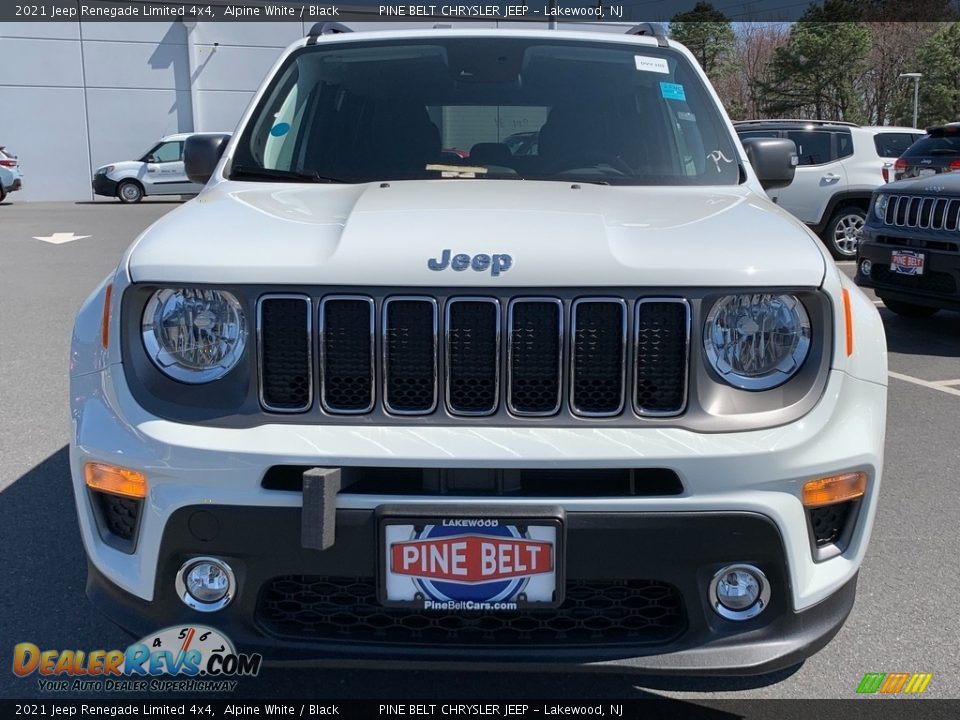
[741, 137, 798, 191]
[145, 154, 156, 164]
[184, 133, 232, 185]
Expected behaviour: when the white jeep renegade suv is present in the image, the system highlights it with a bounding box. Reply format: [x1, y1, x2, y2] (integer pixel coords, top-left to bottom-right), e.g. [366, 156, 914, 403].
[69, 24, 887, 675]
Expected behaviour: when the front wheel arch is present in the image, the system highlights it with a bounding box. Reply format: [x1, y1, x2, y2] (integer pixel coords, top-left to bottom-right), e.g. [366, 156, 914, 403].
[823, 205, 867, 259]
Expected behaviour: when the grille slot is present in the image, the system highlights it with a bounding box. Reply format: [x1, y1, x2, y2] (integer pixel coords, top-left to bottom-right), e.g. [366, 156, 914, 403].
[256, 576, 686, 646]
[634, 299, 690, 416]
[445, 298, 500, 415]
[319, 296, 375, 413]
[94, 492, 141, 542]
[507, 299, 563, 416]
[570, 299, 627, 416]
[810, 501, 854, 547]
[258, 295, 312, 412]
[383, 297, 438, 414]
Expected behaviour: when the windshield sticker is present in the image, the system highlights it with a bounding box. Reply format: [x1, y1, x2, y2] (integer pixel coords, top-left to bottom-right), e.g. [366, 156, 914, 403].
[660, 82, 687, 102]
[707, 150, 735, 173]
[270, 122, 291, 138]
[635, 55, 669, 74]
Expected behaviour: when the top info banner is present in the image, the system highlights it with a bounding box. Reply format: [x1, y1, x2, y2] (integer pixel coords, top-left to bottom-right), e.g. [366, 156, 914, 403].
[5, 0, 959, 23]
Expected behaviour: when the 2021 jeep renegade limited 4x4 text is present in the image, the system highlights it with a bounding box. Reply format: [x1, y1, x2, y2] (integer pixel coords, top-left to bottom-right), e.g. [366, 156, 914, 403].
[69, 25, 887, 675]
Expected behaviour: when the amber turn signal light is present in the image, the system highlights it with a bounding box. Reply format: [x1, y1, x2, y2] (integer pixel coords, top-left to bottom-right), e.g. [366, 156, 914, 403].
[84, 462, 148, 499]
[802, 472, 866, 508]
[100, 283, 113, 350]
[841, 288, 854, 357]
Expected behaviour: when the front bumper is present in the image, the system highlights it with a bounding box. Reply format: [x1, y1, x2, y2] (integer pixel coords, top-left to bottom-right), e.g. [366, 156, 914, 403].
[87, 506, 858, 675]
[857, 226, 960, 311]
[70, 366, 884, 673]
[92, 174, 118, 197]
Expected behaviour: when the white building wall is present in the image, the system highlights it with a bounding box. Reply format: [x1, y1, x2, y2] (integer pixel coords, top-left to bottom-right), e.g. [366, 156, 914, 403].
[0, 18, 306, 201]
[0, 17, 624, 201]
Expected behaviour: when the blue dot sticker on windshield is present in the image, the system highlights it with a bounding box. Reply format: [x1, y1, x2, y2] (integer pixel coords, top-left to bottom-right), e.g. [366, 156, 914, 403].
[660, 82, 687, 102]
[270, 122, 291, 137]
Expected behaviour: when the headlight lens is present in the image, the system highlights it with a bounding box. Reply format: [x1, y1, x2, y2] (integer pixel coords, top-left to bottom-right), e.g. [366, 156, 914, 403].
[142, 288, 246, 383]
[98, 165, 115, 175]
[703, 294, 811, 390]
[874, 193, 889, 220]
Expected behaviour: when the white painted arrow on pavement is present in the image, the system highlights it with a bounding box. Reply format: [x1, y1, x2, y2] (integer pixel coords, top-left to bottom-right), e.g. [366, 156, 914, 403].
[33, 232, 92, 245]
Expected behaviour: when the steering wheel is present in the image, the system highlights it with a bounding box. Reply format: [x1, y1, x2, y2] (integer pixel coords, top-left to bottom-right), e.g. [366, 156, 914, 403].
[550, 152, 633, 175]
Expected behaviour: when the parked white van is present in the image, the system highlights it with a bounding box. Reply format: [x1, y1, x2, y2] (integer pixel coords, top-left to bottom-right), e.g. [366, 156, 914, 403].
[92, 132, 229, 203]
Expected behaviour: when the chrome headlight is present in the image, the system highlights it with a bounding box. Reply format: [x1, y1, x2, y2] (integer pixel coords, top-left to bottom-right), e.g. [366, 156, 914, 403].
[874, 193, 889, 220]
[703, 294, 811, 391]
[142, 289, 247, 383]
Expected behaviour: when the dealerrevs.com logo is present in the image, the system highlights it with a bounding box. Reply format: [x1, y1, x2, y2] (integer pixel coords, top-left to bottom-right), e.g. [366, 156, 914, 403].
[12, 625, 261, 693]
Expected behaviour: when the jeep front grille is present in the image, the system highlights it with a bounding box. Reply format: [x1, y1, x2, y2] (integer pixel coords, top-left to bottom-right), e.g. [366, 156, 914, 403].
[258, 294, 691, 419]
[883, 195, 960, 231]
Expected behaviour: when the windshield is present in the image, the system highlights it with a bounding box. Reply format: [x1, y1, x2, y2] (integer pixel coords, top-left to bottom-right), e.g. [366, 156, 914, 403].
[231, 37, 740, 186]
[874, 132, 922, 158]
[904, 133, 960, 157]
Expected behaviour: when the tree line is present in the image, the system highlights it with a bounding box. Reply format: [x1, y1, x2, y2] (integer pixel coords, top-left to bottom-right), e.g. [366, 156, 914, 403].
[669, 0, 960, 127]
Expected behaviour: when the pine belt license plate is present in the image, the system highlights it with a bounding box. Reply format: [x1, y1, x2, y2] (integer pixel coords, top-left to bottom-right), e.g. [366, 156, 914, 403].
[378, 511, 564, 611]
[891, 249, 925, 275]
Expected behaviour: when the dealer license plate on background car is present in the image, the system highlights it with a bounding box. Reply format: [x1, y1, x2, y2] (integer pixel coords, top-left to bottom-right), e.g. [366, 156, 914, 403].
[891, 250, 925, 276]
[379, 514, 563, 611]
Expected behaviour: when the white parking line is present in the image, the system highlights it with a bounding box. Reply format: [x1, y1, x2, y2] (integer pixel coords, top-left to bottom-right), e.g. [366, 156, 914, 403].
[931, 379, 960, 386]
[889, 371, 960, 398]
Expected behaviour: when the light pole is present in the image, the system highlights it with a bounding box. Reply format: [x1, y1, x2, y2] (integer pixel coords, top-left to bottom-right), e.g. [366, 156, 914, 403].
[899, 72, 922, 128]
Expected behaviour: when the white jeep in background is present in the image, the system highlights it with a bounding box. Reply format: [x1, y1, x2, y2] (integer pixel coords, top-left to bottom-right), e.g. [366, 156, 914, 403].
[69, 23, 887, 675]
[735, 120, 922, 259]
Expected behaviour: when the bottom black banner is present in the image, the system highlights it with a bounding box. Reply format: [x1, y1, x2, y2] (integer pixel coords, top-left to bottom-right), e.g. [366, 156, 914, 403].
[2, 700, 958, 720]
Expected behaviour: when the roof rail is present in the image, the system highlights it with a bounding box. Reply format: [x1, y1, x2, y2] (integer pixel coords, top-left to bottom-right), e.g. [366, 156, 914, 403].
[733, 118, 860, 128]
[626, 23, 668, 48]
[306, 22, 352, 45]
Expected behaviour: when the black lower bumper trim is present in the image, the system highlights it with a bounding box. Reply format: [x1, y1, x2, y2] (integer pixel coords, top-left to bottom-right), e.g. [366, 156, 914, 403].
[857, 235, 960, 310]
[92, 175, 118, 197]
[86, 506, 858, 676]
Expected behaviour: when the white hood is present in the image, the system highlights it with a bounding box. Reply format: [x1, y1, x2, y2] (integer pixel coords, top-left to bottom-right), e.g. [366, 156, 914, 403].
[126, 180, 826, 287]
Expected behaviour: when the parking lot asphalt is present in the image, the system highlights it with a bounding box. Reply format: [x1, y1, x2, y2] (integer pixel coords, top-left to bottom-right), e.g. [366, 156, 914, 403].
[1, 200, 958, 702]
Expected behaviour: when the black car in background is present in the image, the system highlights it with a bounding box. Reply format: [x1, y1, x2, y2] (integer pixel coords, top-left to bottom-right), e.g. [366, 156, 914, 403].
[857, 172, 960, 316]
[893, 123, 960, 181]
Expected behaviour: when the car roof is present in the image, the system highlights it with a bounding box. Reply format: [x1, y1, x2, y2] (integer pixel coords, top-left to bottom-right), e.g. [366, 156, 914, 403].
[159, 132, 230, 142]
[924, 122, 960, 135]
[297, 26, 670, 51]
[734, 119, 859, 129]
[861, 126, 922, 134]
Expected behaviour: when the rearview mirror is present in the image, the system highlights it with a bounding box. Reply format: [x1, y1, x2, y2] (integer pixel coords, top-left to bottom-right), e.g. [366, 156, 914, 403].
[185, 134, 232, 185]
[740, 137, 798, 191]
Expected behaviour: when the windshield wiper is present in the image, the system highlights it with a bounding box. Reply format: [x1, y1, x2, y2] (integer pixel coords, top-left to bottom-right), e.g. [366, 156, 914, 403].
[231, 165, 348, 183]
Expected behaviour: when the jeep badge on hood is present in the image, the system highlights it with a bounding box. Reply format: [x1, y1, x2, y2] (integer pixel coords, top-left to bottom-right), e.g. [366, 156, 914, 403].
[428, 249, 513, 276]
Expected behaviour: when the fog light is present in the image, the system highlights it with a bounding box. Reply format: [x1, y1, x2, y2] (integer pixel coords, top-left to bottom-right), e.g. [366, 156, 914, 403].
[175, 557, 235, 612]
[860, 259, 872, 276]
[709, 564, 769, 620]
